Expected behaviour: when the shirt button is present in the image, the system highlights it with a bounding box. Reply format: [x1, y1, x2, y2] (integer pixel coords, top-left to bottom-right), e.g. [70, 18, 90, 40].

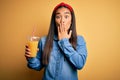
[57, 60, 59, 63]
[56, 70, 58, 74]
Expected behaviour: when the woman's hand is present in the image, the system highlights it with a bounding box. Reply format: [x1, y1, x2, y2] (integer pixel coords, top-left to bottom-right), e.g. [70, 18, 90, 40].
[57, 23, 72, 40]
[25, 45, 39, 59]
[25, 45, 31, 58]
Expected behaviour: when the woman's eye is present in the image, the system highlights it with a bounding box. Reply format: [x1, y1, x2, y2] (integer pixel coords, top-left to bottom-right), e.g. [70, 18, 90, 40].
[65, 15, 69, 18]
[55, 16, 60, 19]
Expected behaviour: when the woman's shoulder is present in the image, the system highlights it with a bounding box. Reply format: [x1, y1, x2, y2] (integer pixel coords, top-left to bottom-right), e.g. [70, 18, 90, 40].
[77, 35, 85, 40]
[77, 35, 86, 44]
[40, 36, 47, 40]
[39, 36, 47, 42]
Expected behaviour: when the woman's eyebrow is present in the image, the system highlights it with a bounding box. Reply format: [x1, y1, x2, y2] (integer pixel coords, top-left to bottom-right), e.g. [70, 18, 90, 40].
[56, 11, 70, 15]
[56, 12, 60, 15]
[64, 12, 70, 14]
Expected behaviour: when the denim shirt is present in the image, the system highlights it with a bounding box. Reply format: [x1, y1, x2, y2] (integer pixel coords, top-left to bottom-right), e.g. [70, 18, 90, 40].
[27, 35, 87, 80]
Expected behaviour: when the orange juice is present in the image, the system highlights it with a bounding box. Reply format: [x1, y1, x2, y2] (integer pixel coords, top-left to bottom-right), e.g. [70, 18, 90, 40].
[28, 41, 38, 57]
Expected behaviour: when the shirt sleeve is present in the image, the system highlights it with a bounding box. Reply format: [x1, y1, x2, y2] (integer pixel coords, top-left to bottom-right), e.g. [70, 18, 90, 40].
[27, 38, 44, 71]
[58, 35, 87, 70]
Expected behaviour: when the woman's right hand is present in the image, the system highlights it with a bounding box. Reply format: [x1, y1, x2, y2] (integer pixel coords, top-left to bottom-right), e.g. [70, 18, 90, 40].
[25, 45, 39, 59]
[25, 45, 31, 59]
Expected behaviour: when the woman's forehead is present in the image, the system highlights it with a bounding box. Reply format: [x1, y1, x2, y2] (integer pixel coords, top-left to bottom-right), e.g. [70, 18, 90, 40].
[55, 7, 71, 15]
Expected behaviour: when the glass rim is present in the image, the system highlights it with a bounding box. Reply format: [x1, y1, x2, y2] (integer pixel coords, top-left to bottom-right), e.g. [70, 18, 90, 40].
[28, 36, 40, 41]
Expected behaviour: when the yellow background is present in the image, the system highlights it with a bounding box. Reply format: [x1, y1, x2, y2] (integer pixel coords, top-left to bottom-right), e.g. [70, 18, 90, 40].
[0, 0, 120, 80]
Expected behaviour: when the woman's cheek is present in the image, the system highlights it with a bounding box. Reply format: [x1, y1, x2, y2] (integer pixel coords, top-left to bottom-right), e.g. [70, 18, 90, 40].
[55, 21, 60, 27]
[66, 22, 71, 29]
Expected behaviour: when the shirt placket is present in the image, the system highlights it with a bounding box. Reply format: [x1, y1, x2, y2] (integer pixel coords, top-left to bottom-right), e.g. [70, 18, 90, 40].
[55, 49, 61, 80]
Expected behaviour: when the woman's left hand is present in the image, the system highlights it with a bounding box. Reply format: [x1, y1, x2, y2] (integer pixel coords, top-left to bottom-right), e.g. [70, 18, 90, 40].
[57, 23, 72, 40]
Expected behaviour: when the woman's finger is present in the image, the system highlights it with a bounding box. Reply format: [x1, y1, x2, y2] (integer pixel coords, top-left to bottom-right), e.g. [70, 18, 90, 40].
[25, 45, 28, 48]
[25, 51, 31, 55]
[64, 26, 65, 32]
[25, 48, 30, 52]
[57, 26, 60, 33]
[37, 48, 39, 51]
[60, 23, 63, 32]
[68, 30, 72, 38]
[24, 54, 31, 58]
[62, 23, 65, 32]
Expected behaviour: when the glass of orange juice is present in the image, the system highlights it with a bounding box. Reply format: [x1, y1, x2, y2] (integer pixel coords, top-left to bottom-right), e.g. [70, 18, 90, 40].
[27, 36, 40, 57]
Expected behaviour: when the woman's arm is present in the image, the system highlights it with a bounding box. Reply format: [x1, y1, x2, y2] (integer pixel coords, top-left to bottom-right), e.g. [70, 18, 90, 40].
[27, 39, 44, 71]
[58, 35, 87, 69]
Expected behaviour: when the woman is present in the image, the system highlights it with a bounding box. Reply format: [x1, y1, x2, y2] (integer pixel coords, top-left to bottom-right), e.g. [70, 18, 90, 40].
[25, 2, 87, 80]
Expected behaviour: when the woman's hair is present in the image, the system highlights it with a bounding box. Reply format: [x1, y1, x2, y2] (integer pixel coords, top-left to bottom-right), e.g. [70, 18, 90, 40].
[42, 2, 77, 65]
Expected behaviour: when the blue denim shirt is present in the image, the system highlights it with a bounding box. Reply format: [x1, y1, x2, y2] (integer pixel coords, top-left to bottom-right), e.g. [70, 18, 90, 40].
[27, 35, 87, 80]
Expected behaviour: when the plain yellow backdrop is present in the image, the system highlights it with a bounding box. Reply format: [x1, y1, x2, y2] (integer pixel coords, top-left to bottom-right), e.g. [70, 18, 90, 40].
[0, 0, 120, 80]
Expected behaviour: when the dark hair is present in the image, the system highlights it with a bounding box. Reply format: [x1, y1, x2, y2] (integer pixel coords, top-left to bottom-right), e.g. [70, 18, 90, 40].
[42, 6, 77, 65]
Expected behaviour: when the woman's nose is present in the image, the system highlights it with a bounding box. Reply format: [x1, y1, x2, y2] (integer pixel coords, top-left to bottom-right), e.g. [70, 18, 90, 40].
[60, 17, 65, 24]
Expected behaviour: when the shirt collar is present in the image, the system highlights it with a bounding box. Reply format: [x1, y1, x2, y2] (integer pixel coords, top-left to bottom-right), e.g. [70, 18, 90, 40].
[54, 35, 58, 41]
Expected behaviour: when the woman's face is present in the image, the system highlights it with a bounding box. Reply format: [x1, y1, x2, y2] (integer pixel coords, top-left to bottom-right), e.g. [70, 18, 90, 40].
[55, 7, 72, 31]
